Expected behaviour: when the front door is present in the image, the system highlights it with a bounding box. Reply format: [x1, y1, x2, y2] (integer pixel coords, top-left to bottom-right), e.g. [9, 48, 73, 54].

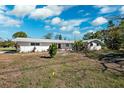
[58, 44, 61, 49]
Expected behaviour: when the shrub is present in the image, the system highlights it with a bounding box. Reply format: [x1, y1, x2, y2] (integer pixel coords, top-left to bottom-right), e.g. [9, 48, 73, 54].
[0, 41, 15, 48]
[72, 40, 86, 52]
[48, 43, 57, 58]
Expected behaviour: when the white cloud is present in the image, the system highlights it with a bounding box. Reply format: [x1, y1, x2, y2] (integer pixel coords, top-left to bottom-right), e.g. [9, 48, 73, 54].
[7, 5, 36, 17]
[44, 25, 56, 31]
[87, 30, 94, 33]
[99, 6, 117, 14]
[50, 17, 87, 32]
[45, 25, 51, 29]
[94, 5, 106, 8]
[0, 14, 21, 27]
[94, 5, 117, 14]
[0, 10, 4, 14]
[0, 5, 7, 11]
[81, 26, 94, 31]
[0, 5, 7, 14]
[60, 25, 75, 32]
[62, 5, 75, 10]
[60, 26, 67, 31]
[91, 17, 108, 26]
[30, 5, 64, 19]
[73, 31, 81, 35]
[85, 13, 90, 16]
[60, 19, 87, 31]
[51, 17, 61, 25]
[62, 19, 86, 27]
[119, 6, 124, 14]
[78, 10, 84, 13]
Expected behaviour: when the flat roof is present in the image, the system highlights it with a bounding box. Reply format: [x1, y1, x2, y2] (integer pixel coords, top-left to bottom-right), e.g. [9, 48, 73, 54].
[12, 38, 74, 44]
[83, 39, 103, 43]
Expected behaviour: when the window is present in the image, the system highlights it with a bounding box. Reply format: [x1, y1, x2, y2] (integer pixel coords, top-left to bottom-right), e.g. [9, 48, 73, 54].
[58, 44, 61, 49]
[31, 43, 35, 46]
[66, 44, 69, 47]
[36, 43, 40, 46]
[31, 43, 40, 46]
[90, 42, 93, 46]
[97, 43, 99, 46]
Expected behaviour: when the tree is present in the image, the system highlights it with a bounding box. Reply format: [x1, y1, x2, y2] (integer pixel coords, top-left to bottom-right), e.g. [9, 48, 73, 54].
[83, 32, 95, 40]
[55, 34, 63, 40]
[108, 20, 115, 29]
[0, 40, 15, 48]
[72, 40, 86, 52]
[44, 33, 52, 39]
[12, 31, 28, 38]
[103, 19, 123, 50]
[48, 43, 57, 58]
[105, 28, 122, 50]
[119, 19, 124, 30]
[64, 37, 67, 40]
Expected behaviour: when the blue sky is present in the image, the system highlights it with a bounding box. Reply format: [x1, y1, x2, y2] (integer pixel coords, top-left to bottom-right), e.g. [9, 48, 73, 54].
[0, 5, 124, 40]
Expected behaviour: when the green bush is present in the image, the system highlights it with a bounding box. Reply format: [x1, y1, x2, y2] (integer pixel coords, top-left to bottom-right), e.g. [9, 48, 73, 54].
[48, 43, 57, 58]
[0, 41, 15, 48]
[72, 40, 86, 52]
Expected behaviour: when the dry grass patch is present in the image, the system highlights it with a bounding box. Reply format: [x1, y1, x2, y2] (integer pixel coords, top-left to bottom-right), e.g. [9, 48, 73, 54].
[0, 52, 123, 88]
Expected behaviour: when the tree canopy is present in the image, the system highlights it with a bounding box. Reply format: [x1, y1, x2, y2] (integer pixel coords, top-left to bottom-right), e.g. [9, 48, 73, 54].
[12, 31, 28, 38]
[44, 33, 52, 39]
[55, 34, 63, 40]
[82, 18, 124, 50]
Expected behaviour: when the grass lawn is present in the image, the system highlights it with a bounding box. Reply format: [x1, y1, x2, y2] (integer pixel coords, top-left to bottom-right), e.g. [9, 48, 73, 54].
[0, 52, 123, 88]
[0, 47, 16, 51]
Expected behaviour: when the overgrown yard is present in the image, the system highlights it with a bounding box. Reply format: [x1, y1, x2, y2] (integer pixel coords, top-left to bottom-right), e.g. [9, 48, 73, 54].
[0, 52, 124, 88]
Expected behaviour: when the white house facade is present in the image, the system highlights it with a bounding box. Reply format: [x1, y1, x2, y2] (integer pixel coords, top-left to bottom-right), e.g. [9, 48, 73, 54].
[84, 39, 103, 51]
[12, 38, 103, 53]
[12, 38, 74, 53]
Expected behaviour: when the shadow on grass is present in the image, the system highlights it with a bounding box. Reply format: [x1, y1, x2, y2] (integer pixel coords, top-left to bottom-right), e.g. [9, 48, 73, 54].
[98, 52, 124, 74]
[99, 52, 124, 59]
[84, 51, 124, 74]
[40, 55, 51, 59]
[4, 50, 16, 54]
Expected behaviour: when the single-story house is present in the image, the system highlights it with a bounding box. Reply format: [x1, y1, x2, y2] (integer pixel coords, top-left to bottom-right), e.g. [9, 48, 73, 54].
[83, 39, 103, 51]
[12, 38, 103, 53]
[12, 38, 74, 53]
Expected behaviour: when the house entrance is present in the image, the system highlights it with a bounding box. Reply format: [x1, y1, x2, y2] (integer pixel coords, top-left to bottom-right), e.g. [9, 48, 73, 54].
[58, 44, 61, 49]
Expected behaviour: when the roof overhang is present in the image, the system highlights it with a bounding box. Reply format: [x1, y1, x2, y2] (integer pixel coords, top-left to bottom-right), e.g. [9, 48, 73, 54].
[12, 38, 74, 44]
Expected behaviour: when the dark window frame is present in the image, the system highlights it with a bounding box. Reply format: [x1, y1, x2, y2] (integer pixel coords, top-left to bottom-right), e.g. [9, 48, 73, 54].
[31, 42, 40, 46]
[66, 44, 69, 47]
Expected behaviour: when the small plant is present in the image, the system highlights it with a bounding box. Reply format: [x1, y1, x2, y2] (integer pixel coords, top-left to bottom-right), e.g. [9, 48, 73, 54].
[48, 43, 57, 58]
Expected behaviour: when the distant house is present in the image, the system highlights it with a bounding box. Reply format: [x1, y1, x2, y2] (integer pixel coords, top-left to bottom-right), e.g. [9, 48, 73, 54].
[12, 38, 74, 53]
[83, 39, 103, 51]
